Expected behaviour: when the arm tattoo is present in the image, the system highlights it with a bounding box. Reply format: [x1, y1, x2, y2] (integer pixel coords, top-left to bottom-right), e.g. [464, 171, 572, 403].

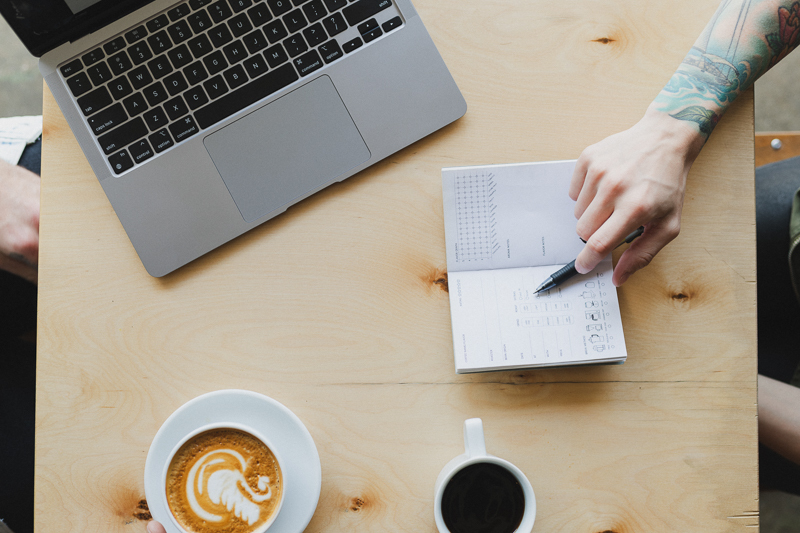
[654, 0, 800, 138]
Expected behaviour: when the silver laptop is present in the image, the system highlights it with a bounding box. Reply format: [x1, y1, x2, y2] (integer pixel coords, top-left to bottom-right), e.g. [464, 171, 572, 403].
[2, 0, 466, 276]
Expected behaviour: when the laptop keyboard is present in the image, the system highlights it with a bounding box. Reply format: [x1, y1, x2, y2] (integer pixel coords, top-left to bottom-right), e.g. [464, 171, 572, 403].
[59, 0, 402, 175]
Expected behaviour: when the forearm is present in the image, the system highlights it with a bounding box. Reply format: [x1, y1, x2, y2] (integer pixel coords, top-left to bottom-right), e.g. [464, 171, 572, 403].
[654, 0, 800, 138]
[759, 374, 800, 465]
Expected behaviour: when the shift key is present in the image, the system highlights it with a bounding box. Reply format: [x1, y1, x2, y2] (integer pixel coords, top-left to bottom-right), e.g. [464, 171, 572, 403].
[98, 117, 148, 154]
[343, 0, 392, 26]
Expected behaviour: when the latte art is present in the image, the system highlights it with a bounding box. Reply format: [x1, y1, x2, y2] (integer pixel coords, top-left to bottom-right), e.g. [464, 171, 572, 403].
[167, 429, 282, 533]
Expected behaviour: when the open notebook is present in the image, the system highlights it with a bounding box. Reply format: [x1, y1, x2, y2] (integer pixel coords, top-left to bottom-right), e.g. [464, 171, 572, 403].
[442, 160, 627, 373]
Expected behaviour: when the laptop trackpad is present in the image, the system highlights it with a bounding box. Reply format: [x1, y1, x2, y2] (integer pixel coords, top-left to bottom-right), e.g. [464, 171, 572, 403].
[204, 75, 370, 223]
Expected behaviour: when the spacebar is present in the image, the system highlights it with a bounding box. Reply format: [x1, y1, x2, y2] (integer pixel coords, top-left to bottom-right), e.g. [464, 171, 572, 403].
[195, 64, 299, 129]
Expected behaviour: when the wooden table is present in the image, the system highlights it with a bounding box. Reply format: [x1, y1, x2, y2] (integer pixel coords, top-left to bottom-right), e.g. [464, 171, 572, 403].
[36, 0, 759, 531]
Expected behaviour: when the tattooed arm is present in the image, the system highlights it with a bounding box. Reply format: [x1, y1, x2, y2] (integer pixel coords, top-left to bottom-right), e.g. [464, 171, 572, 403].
[570, 0, 800, 286]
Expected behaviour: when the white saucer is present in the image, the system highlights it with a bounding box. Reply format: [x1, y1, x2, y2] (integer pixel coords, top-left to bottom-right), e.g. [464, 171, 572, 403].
[144, 390, 322, 533]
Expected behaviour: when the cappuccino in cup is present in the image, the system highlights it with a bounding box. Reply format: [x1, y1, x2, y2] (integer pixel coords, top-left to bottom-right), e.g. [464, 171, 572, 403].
[164, 426, 283, 533]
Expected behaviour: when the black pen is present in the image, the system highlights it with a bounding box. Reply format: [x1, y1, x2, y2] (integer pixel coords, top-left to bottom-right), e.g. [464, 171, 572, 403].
[533, 226, 645, 294]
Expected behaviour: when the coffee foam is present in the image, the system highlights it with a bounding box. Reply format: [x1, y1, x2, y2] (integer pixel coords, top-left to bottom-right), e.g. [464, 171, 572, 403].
[166, 428, 282, 533]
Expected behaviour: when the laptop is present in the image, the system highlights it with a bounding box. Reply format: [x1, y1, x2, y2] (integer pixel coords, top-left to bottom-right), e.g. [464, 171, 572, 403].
[2, 0, 466, 276]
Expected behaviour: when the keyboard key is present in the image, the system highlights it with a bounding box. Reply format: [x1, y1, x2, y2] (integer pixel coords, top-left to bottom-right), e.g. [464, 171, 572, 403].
[128, 65, 154, 89]
[164, 95, 190, 120]
[148, 31, 173, 54]
[143, 107, 169, 130]
[188, 10, 214, 33]
[342, 37, 362, 53]
[184, 86, 210, 109]
[82, 48, 105, 67]
[143, 81, 170, 106]
[148, 55, 174, 79]
[342, 0, 391, 26]
[194, 62, 297, 128]
[168, 44, 194, 68]
[243, 54, 269, 78]
[164, 71, 189, 95]
[318, 39, 342, 63]
[168, 115, 200, 142]
[362, 26, 381, 42]
[109, 77, 134, 100]
[203, 75, 229, 99]
[188, 33, 214, 57]
[223, 64, 248, 89]
[108, 149, 134, 174]
[203, 50, 229, 74]
[129, 42, 154, 65]
[248, 3, 273, 26]
[103, 37, 127, 55]
[283, 9, 307, 32]
[303, 23, 326, 46]
[146, 14, 170, 32]
[302, 0, 326, 22]
[322, 0, 346, 10]
[283, 35, 307, 57]
[129, 139, 155, 164]
[168, 21, 194, 44]
[99, 117, 148, 154]
[222, 40, 249, 63]
[60, 59, 84, 78]
[209, 24, 235, 47]
[229, 0, 253, 12]
[108, 51, 133, 76]
[243, 29, 269, 53]
[77, 86, 112, 116]
[381, 15, 401, 32]
[88, 103, 128, 135]
[292, 0, 310, 5]
[267, 0, 292, 16]
[122, 93, 148, 116]
[87, 62, 113, 85]
[293, 49, 322, 76]
[208, 1, 233, 23]
[67, 72, 92, 98]
[184, 61, 210, 84]
[263, 43, 289, 67]
[168, 3, 192, 21]
[149, 128, 174, 152]
[357, 18, 377, 34]
[322, 13, 346, 36]
[125, 25, 148, 44]
[228, 13, 253, 37]
[264, 20, 288, 43]
[190, 0, 214, 9]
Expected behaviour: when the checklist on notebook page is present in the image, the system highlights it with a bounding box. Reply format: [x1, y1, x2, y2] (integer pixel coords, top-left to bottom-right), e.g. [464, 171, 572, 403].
[442, 160, 627, 373]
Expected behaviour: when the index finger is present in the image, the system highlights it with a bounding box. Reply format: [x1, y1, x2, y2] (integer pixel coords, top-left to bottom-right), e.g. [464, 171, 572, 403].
[575, 211, 642, 274]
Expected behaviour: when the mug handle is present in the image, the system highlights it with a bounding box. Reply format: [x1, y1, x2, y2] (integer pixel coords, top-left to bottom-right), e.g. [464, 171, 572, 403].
[463, 418, 486, 458]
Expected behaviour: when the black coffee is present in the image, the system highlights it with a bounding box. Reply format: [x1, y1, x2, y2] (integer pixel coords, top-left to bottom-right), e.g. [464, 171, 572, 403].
[441, 462, 525, 533]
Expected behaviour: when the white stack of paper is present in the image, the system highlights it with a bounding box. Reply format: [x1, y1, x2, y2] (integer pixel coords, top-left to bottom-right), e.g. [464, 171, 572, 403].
[442, 160, 627, 373]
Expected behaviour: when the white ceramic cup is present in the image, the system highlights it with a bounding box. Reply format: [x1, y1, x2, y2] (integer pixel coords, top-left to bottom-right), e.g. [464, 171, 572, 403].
[161, 422, 285, 533]
[434, 418, 536, 533]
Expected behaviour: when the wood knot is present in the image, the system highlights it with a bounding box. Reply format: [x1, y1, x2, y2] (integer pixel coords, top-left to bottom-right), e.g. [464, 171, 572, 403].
[592, 37, 616, 44]
[672, 293, 688, 300]
[132, 499, 151, 521]
[349, 497, 366, 512]
[434, 273, 449, 293]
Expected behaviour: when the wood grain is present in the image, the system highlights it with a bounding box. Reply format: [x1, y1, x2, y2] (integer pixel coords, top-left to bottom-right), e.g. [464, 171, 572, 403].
[755, 132, 800, 166]
[36, 0, 758, 532]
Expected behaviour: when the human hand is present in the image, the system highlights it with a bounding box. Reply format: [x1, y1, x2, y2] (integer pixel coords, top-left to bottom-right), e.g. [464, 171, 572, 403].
[0, 158, 40, 284]
[569, 106, 705, 286]
[147, 520, 166, 533]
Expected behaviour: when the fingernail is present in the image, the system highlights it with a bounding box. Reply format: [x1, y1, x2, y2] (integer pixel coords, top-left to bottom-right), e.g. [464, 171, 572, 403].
[575, 262, 589, 274]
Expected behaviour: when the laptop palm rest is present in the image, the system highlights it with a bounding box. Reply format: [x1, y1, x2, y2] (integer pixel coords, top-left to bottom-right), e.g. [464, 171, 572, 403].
[204, 75, 370, 224]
